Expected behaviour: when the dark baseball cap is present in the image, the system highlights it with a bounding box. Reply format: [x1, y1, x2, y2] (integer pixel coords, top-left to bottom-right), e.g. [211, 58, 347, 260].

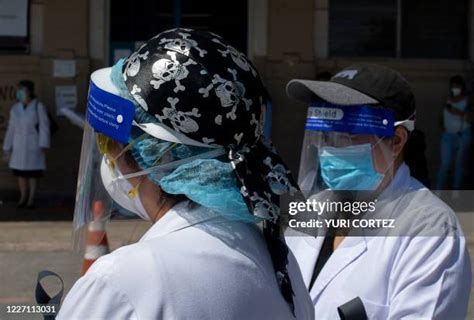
[286, 64, 416, 121]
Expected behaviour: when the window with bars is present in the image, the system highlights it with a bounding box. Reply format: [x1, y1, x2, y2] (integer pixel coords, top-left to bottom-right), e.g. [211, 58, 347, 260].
[329, 0, 469, 59]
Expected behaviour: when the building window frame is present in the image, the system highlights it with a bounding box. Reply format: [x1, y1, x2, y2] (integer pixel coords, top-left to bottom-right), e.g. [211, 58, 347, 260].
[0, 0, 31, 54]
[320, 0, 472, 60]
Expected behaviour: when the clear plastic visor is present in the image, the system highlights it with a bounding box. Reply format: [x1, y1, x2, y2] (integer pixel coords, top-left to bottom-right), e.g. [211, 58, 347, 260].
[297, 102, 400, 199]
[73, 123, 224, 253]
[298, 131, 398, 194]
[73, 123, 113, 253]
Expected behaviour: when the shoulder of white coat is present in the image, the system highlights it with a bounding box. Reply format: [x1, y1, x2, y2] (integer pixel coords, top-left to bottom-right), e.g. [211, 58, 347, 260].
[11, 102, 21, 112]
[393, 185, 463, 237]
[86, 241, 159, 281]
[84, 241, 169, 311]
[36, 101, 47, 111]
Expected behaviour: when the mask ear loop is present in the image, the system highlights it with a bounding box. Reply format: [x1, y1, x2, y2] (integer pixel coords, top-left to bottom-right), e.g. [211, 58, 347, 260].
[99, 132, 166, 198]
[125, 143, 178, 199]
[105, 133, 148, 172]
[369, 134, 401, 188]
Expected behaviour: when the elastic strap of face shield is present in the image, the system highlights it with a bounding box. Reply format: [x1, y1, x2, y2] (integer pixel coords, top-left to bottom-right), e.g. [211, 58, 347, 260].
[394, 112, 416, 132]
[125, 142, 179, 199]
[118, 147, 227, 180]
[375, 112, 415, 178]
[99, 132, 149, 172]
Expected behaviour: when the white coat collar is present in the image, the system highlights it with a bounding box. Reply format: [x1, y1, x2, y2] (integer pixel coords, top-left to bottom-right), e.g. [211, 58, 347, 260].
[139, 201, 219, 242]
[378, 162, 412, 198]
[18, 98, 37, 108]
[287, 233, 368, 300]
[286, 235, 321, 287]
[310, 236, 367, 299]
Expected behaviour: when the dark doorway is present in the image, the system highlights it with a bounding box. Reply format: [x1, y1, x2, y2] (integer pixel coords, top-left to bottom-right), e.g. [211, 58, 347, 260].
[110, 0, 248, 62]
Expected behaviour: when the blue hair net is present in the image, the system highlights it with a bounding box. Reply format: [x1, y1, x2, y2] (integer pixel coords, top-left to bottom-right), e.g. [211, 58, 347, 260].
[109, 59, 254, 223]
[110, 59, 136, 103]
[160, 159, 257, 223]
[131, 138, 174, 169]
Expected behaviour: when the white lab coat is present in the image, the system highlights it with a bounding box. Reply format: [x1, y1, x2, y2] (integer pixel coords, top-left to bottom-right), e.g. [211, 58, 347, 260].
[286, 163, 472, 319]
[58, 201, 315, 320]
[2, 99, 50, 170]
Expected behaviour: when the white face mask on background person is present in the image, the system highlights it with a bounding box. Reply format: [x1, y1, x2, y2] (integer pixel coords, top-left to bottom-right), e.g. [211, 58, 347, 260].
[451, 87, 462, 97]
[100, 157, 151, 221]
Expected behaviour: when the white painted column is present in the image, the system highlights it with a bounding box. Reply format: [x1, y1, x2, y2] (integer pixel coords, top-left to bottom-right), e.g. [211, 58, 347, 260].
[313, 0, 328, 58]
[247, 0, 268, 59]
[30, 0, 44, 55]
[89, 0, 108, 64]
[469, 0, 474, 61]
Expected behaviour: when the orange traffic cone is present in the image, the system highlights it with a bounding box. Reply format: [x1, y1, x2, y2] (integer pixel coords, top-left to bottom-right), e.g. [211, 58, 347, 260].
[81, 201, 110, 275]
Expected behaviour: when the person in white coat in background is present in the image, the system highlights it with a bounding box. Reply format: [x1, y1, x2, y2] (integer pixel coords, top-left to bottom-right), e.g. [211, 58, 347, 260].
[285, 64, 471, 319]
[2, 80, 50, 208]
[57, 29, 314, 320]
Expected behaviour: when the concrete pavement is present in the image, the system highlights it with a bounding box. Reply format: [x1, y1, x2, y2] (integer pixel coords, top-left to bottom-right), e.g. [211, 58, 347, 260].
[0, 220, 150, 320]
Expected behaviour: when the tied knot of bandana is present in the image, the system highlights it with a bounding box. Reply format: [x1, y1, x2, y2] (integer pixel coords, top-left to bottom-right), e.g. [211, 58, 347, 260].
[228, 138, 299, 315]
[228, 148, 245, 169]
[229, 139, 299, 222]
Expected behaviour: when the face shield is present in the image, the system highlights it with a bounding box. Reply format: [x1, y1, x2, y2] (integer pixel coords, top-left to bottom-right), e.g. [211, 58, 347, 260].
[298, 101, 414, 198]
[73, 67, 225, 253]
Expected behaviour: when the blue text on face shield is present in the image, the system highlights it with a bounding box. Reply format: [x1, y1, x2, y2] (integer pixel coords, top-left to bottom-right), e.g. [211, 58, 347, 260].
[86, 81, 135, 144]
[306, 102, 395, 137]
[319, 143, 384, 191]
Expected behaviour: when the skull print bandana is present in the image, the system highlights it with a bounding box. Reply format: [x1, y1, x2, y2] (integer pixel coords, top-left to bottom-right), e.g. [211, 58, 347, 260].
[122, 28, 299, 313]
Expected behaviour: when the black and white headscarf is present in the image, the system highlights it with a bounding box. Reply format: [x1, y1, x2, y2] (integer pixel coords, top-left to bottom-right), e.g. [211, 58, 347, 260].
[122, 28, 299, 313]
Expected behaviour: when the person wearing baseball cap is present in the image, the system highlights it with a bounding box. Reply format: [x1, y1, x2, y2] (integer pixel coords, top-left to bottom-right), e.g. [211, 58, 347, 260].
[285, 64, 471, 319]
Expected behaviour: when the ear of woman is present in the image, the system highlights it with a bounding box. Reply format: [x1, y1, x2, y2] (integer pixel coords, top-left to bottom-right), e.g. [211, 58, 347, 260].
[392, 126, 409, 157]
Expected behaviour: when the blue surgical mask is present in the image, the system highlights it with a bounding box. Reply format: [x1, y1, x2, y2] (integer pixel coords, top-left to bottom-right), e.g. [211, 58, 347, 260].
[16, 89, 26, 102]
[319, 143, 384, 191]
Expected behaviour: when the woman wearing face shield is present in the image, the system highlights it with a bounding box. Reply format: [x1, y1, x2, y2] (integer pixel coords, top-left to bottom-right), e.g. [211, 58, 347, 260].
[57, 29, 314, 320]
[2, 80, 50, 208]
[285, 64, 471, 319]
[436, 75, 472, 191]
